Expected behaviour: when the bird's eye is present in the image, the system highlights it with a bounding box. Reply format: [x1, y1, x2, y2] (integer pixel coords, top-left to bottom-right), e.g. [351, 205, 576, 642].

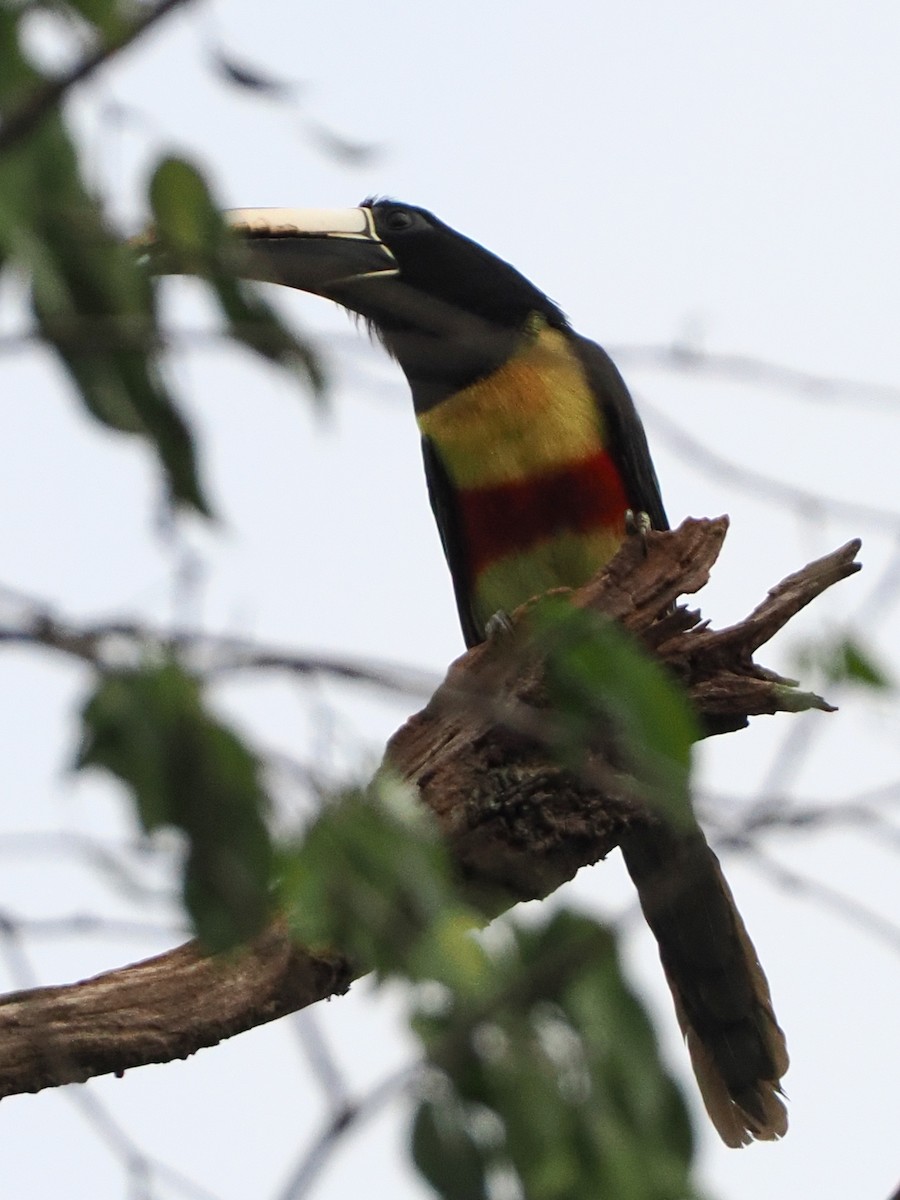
[383, 209, 416, 232]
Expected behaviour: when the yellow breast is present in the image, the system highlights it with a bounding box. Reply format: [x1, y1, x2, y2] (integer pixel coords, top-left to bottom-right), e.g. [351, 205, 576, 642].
[416, 325, 605, 488]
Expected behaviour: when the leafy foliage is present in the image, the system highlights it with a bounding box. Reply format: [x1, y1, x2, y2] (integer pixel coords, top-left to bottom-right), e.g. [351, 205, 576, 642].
[0, 6, 323, 516]
[147, 155, 324, 386]
[279, 784, 698, 1199]
[278, 780, 485, 987]
[794, 631, 893, 692]
[529, 598, 699, 828]
[0, 113, 211, 511]
[411, 914, 697, 1200]
[76, 660, 274, 950]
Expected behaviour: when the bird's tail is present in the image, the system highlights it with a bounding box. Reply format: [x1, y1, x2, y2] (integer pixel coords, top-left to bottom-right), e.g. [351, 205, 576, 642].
[620, 821, 789, 1147]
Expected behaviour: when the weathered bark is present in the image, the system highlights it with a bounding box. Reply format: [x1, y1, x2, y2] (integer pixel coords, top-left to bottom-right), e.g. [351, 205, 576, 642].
[385, 517, 858, 906]
[0, 920, 351, 1098]
[0, 518, 861, 1100]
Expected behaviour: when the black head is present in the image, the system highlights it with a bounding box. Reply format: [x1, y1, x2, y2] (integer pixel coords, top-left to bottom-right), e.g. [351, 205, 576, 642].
[219, 199, 568, 408]
[362, 197, 569, 332]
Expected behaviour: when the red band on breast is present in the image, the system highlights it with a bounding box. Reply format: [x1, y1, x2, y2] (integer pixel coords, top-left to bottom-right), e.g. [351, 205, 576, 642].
[457, 451, 630, 576]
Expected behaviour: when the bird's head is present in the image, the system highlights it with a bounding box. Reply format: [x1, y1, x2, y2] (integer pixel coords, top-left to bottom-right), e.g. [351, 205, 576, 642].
[222, 198, 568, 409]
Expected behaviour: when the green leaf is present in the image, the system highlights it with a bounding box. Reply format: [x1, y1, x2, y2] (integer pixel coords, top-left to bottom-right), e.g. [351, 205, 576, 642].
[794, 631, 893, 692]
[411, 1092, 491, 1200]
[277, 777, 486, 987]
[0, 117, 210, 513]
[149, 156, 224, 261]
[0, 9, 41, 112]
[64, 0, 129, 43]
[77, 661, 274, 950]
[529, 599, 699, 827]
[412, 910, 697, 1200]
[147, 155, 324, 388]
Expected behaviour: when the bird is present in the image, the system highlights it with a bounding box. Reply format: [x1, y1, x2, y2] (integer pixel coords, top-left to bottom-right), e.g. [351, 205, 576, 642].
[214, 198, 789, 1146]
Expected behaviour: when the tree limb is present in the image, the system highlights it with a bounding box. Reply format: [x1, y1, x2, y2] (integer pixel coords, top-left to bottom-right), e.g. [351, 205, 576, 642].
[0, 920, 350, 1098]
[0, 518, 861, 1099]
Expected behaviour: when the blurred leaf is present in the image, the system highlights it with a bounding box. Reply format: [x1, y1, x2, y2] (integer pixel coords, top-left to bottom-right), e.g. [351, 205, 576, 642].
[65, 0, 128, 39]
[794, 631, 893, 692]
[412, 910, 697, 1200]
[210, 49, 300, 98]
[76, 660, 274, 950]
[412, 1091, 490, 1200]
[148, 155, 324, 389]
[0, 116, 210, 512]
[278, 781, 698, 1196]
[149, 155, 224, 259]
[0, 8, 40, 111]
[278, 778, 487, 987]
[529, 598, 698, 827]
[306, 122, 382, 166]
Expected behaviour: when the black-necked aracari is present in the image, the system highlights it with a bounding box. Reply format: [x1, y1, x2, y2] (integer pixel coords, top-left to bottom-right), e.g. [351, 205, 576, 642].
[217, 199, 788, 1147]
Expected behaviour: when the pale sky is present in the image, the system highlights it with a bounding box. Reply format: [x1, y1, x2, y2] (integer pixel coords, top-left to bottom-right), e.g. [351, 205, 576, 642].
[2, 2, 899, 1198]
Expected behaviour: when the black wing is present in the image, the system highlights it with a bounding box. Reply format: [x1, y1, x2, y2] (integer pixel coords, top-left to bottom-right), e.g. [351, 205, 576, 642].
[420, 435, 483, 647]
[570, 333, 669, 532]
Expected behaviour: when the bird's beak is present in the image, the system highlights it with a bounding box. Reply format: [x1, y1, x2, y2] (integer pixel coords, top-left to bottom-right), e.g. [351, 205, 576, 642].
[223, 206, 399, 296]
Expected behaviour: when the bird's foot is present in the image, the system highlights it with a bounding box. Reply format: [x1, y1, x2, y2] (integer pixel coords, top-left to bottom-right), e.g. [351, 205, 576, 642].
[484, 609, 515, 642]
[625, 508, 652, 555]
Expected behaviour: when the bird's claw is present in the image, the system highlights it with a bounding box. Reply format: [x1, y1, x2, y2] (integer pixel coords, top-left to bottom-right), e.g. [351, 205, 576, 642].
[484, 609, 515, 642]
[625, 508, 652, 555]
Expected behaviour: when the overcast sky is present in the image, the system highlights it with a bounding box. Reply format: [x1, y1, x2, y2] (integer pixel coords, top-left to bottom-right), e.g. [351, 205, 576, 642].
[2, 3, 899, 1198]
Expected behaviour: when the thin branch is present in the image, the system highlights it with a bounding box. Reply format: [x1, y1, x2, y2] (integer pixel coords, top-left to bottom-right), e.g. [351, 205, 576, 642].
[276, 1063, 419, 1200]
[731, 842, 900, 955]
[68, 1086, 226, 1200]
[641, 397, 900, 534]
[0, 831, 173, 902]
[849, 532, 900, 623]
[0, 590, 439, 698]
[0, 321, 314, 356]
[0, 912, 186, 941]
[0, 914, 39, 991]
[291, 1010, 353, 1112]
[611, 342, 900, 410]
[700, 785, 900, 852]
[748, 709, 823, 817]
[0, 0, 196, 154]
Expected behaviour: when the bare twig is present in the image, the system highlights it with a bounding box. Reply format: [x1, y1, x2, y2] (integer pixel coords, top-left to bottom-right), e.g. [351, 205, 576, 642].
[642, 398, 900, 534]
[0, 911, 185, 942]
[291, 1010, 352, 1111]
[0, 0, 196, 154]
[700, 785, 900, 851]
[68, 1086, 225, 1200]
[0, 831, 173, 902]
[0, 590, 438, 698]
[732, 843, 900, 955]
[276, 1063, 419, 1200]
[611, 342, 900, 410]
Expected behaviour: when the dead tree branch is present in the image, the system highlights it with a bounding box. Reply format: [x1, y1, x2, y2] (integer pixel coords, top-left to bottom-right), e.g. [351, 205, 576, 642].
[0, 518, 861, 1099]
[0, 920, 350, 1100]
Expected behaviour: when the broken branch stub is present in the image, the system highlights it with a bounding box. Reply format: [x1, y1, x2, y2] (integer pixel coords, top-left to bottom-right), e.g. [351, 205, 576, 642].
[385, 517, 862, 903]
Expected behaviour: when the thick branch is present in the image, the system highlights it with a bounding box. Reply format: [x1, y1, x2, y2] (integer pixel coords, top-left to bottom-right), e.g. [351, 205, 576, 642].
[386, 518, 860, 903]
[0, 518, 861, 1099]
[0, 922, 350, 1098]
